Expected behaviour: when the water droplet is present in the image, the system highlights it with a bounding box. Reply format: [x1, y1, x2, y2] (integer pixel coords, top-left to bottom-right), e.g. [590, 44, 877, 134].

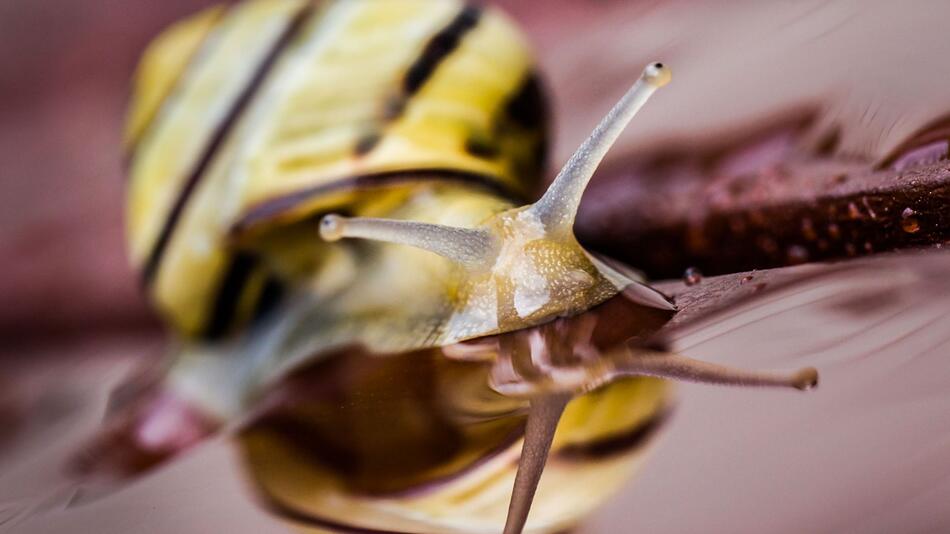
[682, 267, 703, 286]
[740, 273, 755, 285]
[786, 245, 809, 264]
[901, 207, 920, 234]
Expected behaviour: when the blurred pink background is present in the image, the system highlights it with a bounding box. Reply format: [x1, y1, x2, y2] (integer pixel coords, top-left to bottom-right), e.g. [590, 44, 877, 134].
[2, 2, 950, 533]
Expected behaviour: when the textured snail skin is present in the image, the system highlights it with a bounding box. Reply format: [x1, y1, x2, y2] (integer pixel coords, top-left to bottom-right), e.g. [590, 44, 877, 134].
[119, 1, 671, 533]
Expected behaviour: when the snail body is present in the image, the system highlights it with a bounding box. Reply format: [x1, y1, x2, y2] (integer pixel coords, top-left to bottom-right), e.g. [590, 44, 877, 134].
[108, 1, 816, 533]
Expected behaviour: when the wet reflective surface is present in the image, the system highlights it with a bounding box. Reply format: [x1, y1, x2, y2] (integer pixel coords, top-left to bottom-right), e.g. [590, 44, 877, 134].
[4, 0, 950, 532]
[589, 251, 950, 533]
[4, 252, 950, 533]
[233, 285, 672, 532]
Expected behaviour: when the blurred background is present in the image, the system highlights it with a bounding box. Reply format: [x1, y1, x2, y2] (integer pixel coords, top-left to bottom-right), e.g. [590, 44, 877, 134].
[2, 1, 950, 533]
[0, 0, 221, 352]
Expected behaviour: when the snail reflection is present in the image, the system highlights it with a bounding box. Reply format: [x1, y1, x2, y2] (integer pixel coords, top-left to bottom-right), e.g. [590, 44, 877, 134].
[81, 1, 816, 533]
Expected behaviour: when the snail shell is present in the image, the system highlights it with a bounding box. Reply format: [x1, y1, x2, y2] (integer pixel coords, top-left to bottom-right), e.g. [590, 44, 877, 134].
[125, 0, 547, 339]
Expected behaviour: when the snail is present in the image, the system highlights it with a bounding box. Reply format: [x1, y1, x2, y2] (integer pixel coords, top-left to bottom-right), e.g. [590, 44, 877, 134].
[94, 1, 819, 533]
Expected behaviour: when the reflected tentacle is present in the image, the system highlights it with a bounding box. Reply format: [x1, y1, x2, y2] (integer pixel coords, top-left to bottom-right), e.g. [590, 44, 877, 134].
[503, 394, 571, 534]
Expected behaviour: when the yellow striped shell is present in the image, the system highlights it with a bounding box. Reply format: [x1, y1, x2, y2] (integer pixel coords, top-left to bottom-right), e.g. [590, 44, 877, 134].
[126, 0, 546, 339]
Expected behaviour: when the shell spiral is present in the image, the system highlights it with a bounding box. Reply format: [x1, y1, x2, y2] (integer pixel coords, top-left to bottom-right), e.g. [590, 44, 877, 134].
[125, 0, 548, 339]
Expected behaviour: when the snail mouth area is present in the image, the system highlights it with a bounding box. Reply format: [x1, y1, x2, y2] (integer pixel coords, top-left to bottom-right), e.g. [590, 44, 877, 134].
[448, 282, 676, 398]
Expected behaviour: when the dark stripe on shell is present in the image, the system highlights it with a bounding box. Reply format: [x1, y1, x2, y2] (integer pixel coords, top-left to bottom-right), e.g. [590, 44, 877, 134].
[555, 408, 669, 461]
[250, 411, 667, 530]
[503, 72, 549, 192]
[464, 135, 500, 159]
[505, 72, 547, 130]
[255, 489, 412, 534]
[351, 7, 482, 160]
[366, 422, 526, 499]
[203, 252, 258, 340]
[353, 131, 382, 157]
[252, 274, 286, 322]
[230, 168, 526, 236]
[141, 2, 316, 286]
[125, 6, 230, 164]
[402, 5, 481, 95]
[382, 96, 407, 121]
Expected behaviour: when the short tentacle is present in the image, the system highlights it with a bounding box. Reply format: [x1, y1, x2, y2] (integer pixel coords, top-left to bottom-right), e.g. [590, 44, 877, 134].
[617, 349, 818, 391]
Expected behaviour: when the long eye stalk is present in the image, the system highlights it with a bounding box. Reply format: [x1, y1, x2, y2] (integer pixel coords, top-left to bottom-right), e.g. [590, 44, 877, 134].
[529, 62, 670, 234]
[316, 63, 671, 271]
[319, 214, 495, 268]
